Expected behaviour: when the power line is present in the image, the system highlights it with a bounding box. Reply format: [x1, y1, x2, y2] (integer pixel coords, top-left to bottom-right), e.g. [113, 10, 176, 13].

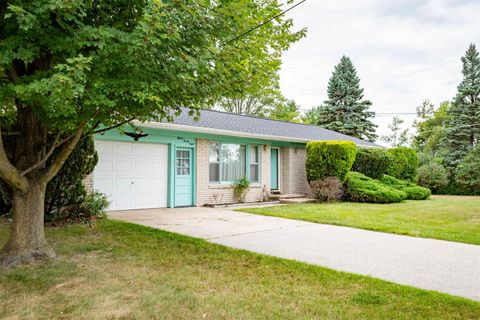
[223, 0, 308, 46]
[414, 122, 480, 135]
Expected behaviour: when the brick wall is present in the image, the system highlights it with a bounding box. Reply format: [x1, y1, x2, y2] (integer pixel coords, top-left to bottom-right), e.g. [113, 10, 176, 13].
[279, 146, 310, 195]
[83, 174, 93, 193]
[195, 139, 271, 206]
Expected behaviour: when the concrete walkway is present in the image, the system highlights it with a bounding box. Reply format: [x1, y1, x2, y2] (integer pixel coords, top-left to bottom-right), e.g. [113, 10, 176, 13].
[109, 207, 480, 301]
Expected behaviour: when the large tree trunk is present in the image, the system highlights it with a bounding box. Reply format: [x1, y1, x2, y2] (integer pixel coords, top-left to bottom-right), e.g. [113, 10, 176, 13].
[0, 182, 55, 268]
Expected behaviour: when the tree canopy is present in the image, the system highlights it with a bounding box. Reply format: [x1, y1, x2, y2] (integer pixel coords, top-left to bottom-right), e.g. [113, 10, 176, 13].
[440, 44, 480, 173]
[306, 56, 377, 142]
[0, 0, 305, 267]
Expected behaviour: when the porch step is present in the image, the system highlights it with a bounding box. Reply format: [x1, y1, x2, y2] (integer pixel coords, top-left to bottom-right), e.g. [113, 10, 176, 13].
[269, 193, 306, 200]
[279, 198, 316, 204]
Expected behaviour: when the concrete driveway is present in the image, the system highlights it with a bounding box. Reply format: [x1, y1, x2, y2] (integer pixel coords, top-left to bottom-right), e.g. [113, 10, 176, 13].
[109, 207, 480, 301]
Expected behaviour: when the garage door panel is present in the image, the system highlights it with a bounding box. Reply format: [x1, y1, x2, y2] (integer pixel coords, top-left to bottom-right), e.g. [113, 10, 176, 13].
[96, 143, 114, 155]
[116, 143, 133, 156]
[135, 160, 151, 173]
[116, 160, 134, 173]
[96, 159, 114, 173]
[94, 141, 168, 210]
[95, 178, 114, 190]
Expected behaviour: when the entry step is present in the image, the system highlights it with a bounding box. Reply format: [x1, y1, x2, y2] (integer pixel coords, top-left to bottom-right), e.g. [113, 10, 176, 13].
[279, 198, 316, 204]
[269, 193, 307, 200]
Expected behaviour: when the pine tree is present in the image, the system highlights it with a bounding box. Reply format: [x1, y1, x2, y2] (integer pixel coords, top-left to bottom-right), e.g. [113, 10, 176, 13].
[441, 44, 480, 173]
[313, 56, 377, 142]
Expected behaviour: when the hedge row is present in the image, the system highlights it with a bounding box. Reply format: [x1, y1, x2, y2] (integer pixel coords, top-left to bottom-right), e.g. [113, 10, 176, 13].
[306, 141, 356, 182]
[385, 148, 418, 182]
[380, 175, 431, 200]
[352, 148, 391, 179]
[344, 172, 407, 203]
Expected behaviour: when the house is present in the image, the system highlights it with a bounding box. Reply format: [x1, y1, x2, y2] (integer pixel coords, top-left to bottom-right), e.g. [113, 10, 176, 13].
[88, 108, 378, 210]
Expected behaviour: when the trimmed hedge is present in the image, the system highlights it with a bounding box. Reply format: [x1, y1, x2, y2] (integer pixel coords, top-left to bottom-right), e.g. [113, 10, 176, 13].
[386, 148, 418, 182]
[380, 175, 431, 200]
[344, 172, 407, 203]
[352, 148, 392, 179]
[306, 141, 356, 182]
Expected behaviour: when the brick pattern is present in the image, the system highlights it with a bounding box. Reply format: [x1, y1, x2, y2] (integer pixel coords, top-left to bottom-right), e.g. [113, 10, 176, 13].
[195, 139, 271, 206]
[279, 147, 310, 195]
[83, 174, 93, 193]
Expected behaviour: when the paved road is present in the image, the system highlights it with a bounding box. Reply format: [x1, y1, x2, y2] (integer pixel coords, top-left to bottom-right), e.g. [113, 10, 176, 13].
[109, 207, 480, 301]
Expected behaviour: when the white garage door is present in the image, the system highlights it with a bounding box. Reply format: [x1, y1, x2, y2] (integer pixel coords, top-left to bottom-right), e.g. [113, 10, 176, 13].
[93, 141, 169, 211]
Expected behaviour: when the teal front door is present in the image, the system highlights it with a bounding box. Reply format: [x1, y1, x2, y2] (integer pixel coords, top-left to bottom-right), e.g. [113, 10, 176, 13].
[271, 148, 279, 190]
[175, 148, 193, 207]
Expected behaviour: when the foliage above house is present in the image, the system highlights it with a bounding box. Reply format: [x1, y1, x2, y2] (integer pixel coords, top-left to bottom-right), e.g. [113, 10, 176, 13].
[304, 56, 378, 142]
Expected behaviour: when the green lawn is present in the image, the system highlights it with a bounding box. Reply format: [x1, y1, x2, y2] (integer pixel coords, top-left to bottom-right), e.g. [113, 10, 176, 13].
[238, 195, 480, 245]
[0, 220, 479, 319]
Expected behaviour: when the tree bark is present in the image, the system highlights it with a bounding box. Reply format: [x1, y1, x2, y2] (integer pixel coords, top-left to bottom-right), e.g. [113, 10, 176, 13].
[0, 182, 55, 268]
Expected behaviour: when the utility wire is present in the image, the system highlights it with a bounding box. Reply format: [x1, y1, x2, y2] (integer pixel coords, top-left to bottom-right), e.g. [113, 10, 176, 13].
[223, 0, 308, 46]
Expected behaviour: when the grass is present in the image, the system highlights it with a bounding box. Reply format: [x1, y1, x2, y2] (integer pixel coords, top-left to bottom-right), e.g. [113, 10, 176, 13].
[238, 195, 480, 245]
[1, 218, 480, 319]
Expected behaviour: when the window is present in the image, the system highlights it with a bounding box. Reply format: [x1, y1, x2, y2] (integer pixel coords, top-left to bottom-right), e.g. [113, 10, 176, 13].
[176, 150, 190, 175]
[250, 145, 259, 182]
[209, 142, 220, 182]
[209, 142, 246, 182]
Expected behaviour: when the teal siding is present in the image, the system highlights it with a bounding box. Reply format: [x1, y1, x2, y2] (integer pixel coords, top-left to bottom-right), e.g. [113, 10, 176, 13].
[174, 148, 194, 206]
[271, 149, 279, 190]
[95, 126, 195, 208]
[95, 124, 305, 208]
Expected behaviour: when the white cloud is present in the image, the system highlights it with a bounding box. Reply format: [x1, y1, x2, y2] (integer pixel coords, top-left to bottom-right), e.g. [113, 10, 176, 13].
[279, 0, 480, 145]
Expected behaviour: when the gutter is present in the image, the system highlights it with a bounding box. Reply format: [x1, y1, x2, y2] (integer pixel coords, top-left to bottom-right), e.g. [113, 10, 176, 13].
[133, 121, 380, 148]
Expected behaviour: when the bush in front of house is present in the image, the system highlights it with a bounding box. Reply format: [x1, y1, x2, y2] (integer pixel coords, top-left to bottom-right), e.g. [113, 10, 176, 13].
[417, 162, 449, 193]
[352, 148, 392, 179]
[380, 175, 431, 200]
[310, 177, 343, 202]
[385, 147, 418, 182]
[344, 172, 407, 203]
[306, 140, 357, 182]
[232, 178, 250, 203]
[0, 136, 102, 223]
[455, 146, 480, 195]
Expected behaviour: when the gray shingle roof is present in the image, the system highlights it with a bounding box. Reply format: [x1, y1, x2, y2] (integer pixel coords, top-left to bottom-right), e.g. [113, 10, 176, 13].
[167, 108, 380, 148]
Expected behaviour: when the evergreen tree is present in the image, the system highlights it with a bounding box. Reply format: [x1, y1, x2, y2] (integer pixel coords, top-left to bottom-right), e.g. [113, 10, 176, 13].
[441, 44, 480, 173]
[312, 56, 377, 142]
[268, 99, 301, 122]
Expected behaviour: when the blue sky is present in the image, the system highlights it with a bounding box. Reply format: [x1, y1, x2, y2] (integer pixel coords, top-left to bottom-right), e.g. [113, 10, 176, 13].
[279, 0, 480, 143]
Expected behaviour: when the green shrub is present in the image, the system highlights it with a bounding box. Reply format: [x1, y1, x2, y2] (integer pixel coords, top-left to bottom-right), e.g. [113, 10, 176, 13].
[232, 178, 250, 203]
[417, 162, 448, 193]
[455, 146, 480, 195]
[386, 147, 418, 182]
[352, 148, 392, 179]
[306, 141, 356, 182]
[52, 191, 109, 224]
[0, 136, 99, 223]
[344, 172, 406, 203]
[380, 175, 431, 200]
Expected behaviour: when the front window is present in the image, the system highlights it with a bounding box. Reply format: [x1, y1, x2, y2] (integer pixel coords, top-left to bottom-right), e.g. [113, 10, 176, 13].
[209, 142, 246, 182]
[250, 145, 259, 183]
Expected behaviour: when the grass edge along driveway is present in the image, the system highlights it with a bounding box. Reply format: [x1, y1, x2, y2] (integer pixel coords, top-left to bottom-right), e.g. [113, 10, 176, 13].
[0, 219, 479, 319]
[237, 195, 480, 246]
